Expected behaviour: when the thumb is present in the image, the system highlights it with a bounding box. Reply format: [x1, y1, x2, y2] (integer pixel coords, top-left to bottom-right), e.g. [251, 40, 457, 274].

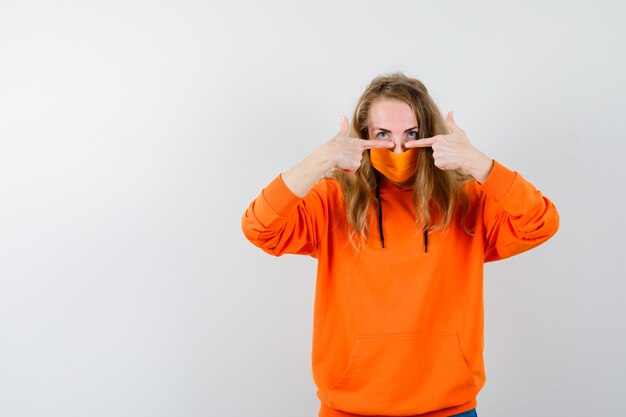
[338, 115, 349, 137]
[446, 111, 463, 134]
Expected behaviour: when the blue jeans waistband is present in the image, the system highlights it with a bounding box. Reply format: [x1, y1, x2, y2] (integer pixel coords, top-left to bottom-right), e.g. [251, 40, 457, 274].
[450, 409, 477, 417]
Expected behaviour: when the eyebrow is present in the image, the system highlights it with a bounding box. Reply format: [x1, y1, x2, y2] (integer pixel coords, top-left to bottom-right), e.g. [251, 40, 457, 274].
[373, 126, 419, 132]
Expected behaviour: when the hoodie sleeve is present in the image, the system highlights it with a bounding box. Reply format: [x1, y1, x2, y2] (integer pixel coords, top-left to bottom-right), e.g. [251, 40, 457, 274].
[476, 160, 560, 262]
[241, 174, 330, 258]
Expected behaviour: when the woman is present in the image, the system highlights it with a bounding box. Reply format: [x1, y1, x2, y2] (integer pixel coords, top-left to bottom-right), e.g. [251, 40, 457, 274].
[241, 73, 559, 417]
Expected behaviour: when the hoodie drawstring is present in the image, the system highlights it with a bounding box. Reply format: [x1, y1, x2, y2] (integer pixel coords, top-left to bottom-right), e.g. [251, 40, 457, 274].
[375, 182, 428, 253]
[375, 183, 385, 249]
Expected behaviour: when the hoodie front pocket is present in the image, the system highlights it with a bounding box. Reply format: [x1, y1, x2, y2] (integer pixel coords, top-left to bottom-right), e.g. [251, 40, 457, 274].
[326, 333, 478, 416]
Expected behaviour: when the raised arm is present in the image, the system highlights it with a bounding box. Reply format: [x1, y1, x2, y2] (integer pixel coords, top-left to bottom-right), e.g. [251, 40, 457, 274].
[475, 161, 559, 261]
[242, 116, 393, 256]
[405, 111, 559, 260]
[282, 116, 393, 196]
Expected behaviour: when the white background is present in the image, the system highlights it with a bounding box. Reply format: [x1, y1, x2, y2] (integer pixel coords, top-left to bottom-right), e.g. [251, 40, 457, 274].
[1, 1, 624, 416]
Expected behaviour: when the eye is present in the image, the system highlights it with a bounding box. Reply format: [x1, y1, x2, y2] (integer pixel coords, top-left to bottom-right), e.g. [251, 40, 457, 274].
[407, 130, 418, 139]
[376, 131, 390, 140]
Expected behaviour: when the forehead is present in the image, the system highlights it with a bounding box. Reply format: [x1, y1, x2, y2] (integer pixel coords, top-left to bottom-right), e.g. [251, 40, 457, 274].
[368, 98, 418, 128]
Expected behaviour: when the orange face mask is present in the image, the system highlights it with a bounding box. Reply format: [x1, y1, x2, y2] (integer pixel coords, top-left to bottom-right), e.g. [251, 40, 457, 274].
[369, 148, 418, 184]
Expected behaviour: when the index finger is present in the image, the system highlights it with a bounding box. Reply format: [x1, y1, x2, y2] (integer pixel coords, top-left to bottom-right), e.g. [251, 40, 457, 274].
[404, 137, 437, 148]
[360, 139, 394, 149]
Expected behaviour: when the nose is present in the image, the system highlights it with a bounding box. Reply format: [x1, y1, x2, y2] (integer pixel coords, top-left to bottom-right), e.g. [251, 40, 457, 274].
[391, 136, 405, 154]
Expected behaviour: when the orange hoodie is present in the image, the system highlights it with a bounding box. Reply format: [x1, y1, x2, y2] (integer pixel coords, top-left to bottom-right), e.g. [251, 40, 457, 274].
[241, 160, 559, 417]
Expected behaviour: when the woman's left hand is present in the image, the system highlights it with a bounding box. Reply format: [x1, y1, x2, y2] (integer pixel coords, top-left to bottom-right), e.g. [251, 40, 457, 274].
[404, 111, 493, 183]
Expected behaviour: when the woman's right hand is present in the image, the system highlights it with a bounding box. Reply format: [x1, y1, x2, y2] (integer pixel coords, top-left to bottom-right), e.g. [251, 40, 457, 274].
[314, 116, 393, 173]
[282, 116, 393, 197]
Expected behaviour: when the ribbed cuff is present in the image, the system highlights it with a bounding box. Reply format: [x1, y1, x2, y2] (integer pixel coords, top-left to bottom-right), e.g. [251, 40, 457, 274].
[476, 160, 517, 203]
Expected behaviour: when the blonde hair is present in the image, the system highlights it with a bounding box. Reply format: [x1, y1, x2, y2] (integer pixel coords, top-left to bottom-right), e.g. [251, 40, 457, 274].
[330, 73, 470, 245]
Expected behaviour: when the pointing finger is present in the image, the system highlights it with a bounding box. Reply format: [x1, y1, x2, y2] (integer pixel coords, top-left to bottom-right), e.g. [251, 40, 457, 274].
[361, 139, 395, 149]
[404, 137, 437, 148]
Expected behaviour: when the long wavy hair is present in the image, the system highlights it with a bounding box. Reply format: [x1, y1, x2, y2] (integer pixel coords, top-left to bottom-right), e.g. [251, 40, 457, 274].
[330, 73, 471, 246]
